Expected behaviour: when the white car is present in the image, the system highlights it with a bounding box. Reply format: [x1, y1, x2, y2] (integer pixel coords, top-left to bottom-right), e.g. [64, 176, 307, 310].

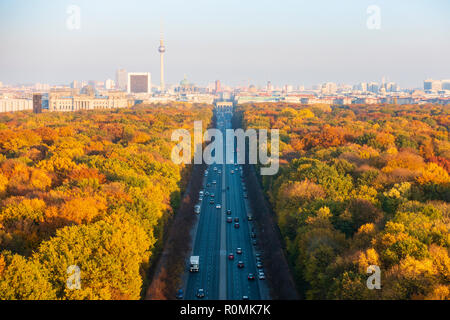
[216, 204, 222, 209]
[212, 180, 217, 185]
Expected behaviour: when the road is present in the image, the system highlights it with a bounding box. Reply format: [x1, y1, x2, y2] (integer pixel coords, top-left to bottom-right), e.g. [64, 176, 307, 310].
[184, 106, 268, 300]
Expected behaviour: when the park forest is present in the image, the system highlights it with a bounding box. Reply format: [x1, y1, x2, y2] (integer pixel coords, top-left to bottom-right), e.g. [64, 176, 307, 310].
[0, 103, 212, 300]
[240, 102, 449, 300]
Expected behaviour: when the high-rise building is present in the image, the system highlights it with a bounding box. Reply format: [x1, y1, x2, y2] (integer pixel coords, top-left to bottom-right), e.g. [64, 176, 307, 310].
[215, 80, 221, 93]
[442, 80, 450, 90]
[368, 82, 379, 93]
[0, 81, 3, 88]
[116, 69, 128, 91]
[128, 73, 151, 94]
[424, 79, 442, 92]
[105, 79, 115, 90]
[71, 80, 81, 89]
[266, 81, 273, 92]
[159, 27, 166, 92]
[321, 82, 337, 95]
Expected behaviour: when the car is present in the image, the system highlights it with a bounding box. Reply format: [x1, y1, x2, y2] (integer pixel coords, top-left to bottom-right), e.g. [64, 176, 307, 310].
[227, 217, 233, 223]
[231, 170, 234, 174]
[256, 262, 263, 269]
[176, 289, 184, 299]
[210, 193, 215, 198]
[247, 215, 253, 221]
[243, 193, 248, 199]
[242, 296, 249, 300]
[205, 191, 210, 196]
[256, 257, 262, 263]
[251, 232, 256, 238]
[248, 273, 255, 280]
[210, 199, 214, 205]
[196, 288, 205, 298]
[228, 253, 234, 260]
[234, 223, 240, 229]
[199, 196, 203, 201]
[212, 180, 217, 185]
[234, 217, 239, 222]
[237, 261, 245, 268]
[252, 239, 257, 245]
[214, 167, 217, 171]
[236, 248, 243, 254]
[207, 183, 211, 187]
[258, 273, 266, 280]
[218, 170, 222, 174]
[216, 204, 222, 209]
[226, 209, 231, 215]
[255, 253, 261, 258]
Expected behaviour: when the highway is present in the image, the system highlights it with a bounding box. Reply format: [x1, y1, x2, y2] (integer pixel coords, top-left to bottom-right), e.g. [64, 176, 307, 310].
[184, 106, 268, 300]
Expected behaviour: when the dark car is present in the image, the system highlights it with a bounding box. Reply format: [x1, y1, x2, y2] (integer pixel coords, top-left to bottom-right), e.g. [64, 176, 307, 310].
[234, 217, 239, 222]
[210, 199, 214, 204]
[251, 232, 256, 238]
[236, 248, 243, 254]
[176, 289, 184, 299]
[248, 273, 255, 280]
[237, 261, 244, 268]
[227, 209, 231, 215]
[234, 223, 240, 229]
[196, 288, 205, 299]
[252, 239, 257, 245]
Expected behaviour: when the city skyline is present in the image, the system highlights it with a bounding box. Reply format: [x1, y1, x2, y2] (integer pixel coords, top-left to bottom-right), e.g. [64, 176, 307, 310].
[0, 0, 449, 87]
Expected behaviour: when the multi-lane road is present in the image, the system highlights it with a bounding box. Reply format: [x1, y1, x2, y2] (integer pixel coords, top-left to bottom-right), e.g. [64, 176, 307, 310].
[184, 106, 269, 300]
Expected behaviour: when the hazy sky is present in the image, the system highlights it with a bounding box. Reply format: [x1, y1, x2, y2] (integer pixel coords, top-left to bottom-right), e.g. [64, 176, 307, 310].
[0, 0, 449, 88]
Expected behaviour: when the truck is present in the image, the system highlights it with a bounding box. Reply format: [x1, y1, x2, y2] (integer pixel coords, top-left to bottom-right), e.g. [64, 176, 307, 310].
[190, 256, 199, 272]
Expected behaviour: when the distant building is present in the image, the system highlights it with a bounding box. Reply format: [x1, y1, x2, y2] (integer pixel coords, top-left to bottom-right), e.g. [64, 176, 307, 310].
[48, 92, 130, 112]
[116, 69, 128, 91]
[215, 80, 221, 93]
[367, 82, 379, 93]
[105, 79, 115, 90]
[33, 94, 44, 113]
[441, 80, 450, 91]
[0, 98, 33, 113]
[128, 72, 151, 94]
[321, 82, 337, 95]
[71, 80, 81, 89]
[424, 79, 442, 92]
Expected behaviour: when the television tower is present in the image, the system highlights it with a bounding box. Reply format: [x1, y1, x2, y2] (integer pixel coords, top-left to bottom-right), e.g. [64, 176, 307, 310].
[158, 24, 166, 93]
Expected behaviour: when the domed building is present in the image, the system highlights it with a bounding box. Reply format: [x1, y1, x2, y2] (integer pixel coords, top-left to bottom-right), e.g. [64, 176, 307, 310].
[176, 75, 198, 94]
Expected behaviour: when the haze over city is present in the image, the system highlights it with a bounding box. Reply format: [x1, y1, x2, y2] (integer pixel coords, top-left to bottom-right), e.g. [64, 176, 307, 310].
[1, 0, 449, 87]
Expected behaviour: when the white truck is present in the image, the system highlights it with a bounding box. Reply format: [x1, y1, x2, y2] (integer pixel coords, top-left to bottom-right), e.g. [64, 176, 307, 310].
[190, 256, 199, 272]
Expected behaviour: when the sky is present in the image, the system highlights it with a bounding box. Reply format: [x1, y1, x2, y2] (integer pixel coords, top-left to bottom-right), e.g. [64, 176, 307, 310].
[0, 0, 449, 88]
